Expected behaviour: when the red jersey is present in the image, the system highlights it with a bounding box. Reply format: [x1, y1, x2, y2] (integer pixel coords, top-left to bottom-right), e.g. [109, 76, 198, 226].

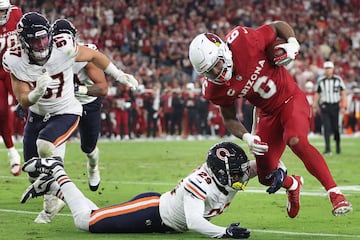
[202, 24, 301, 114]
[0, 5, 22, 71]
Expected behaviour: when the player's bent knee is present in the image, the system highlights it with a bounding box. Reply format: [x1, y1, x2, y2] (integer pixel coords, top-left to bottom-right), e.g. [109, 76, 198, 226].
[73, 211, 92, 231]
[36, 139, 56, 158]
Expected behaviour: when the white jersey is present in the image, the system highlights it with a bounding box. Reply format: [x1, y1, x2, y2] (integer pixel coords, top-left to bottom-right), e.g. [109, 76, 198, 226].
[2, 33, 82, 116]
[159, 163, 237, 238]
[73, 43, 98, 105]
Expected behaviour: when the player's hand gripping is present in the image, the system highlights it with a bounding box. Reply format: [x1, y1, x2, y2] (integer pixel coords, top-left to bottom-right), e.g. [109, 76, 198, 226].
[266, 168, 287, 194]
[242, 133, 268, 156]
[116, 73, 139, 90]
[223, 222, 250, 239]
[274, 37, 300, 66]
[28, 74, 52, 103]
[15, 103, 26, 121]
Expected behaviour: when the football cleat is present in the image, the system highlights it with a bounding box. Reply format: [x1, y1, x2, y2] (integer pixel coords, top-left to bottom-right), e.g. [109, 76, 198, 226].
[87, 162, 100, 191]
[34, 195, 66, 224]
[20, 175, 59, 203]
[286, 175, 303, 218]
[329, 192, 352, 216]
[22, 156, 63, 175]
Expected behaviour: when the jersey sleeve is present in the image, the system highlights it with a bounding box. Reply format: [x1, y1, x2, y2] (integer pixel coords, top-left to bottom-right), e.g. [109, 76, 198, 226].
[54, 33, 78, 59]
[183, 194, 226, 238]
[255, 24, 277, 48]
[183, 175, 208, 200]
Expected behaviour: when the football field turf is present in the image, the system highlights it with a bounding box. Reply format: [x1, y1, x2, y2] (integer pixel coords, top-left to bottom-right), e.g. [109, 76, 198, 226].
[0, 136, 359, 239]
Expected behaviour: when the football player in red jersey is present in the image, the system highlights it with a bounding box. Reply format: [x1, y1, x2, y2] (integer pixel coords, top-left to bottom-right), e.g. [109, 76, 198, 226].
[189, 21, 352, 217]
[0, 0, 22, 176]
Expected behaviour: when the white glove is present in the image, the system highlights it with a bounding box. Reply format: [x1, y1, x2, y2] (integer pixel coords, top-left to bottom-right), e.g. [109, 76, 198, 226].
[242, 133, 268, 156]
[274, 37, 300, 66]
[116, 73, 139, 90]
[28, 74, 52, 103]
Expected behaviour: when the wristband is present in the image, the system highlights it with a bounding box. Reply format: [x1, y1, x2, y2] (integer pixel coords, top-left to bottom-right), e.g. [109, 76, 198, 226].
[28, 90, 42, 104]
[242, 133, 251, 142]
[78, 85, 88, 95]
[104, 62, 124, 79]
[287, 37, 300, 48]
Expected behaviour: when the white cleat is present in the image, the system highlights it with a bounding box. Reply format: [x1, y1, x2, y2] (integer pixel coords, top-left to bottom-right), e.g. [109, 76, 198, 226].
[34, 194, 65, 224]
[87, 162, 100, 191]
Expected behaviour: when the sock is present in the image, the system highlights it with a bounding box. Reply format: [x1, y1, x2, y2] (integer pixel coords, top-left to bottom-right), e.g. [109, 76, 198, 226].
[86, 147, 99, 168]
[288, 176, 299, 191]
[52, 168, 94, 221]
[327, 187, 341, 195]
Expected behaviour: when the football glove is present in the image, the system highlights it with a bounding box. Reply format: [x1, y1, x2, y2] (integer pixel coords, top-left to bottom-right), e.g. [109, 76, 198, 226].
[223, 222, 250, 239]
[28, 74, 52, 103]
[116, 73, 139, 90]
[15, 103, 26, 121]
[266, 168, 287, 194]
[274, 37, 300, 66]
[242, 133, 268, 156]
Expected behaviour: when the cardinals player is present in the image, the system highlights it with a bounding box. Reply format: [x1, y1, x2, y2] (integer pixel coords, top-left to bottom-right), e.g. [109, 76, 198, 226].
[189, 21, 352, 217]
[0, 0, 22, 176]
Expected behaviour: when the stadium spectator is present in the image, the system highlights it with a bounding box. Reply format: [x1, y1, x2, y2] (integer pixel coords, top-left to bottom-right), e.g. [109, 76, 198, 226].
[188, 21, 352, 218]
[21, 142, 287, 238]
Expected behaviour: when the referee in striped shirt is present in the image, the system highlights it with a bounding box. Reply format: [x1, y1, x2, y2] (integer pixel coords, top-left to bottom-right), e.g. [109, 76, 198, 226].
[313, 61, 348, 155]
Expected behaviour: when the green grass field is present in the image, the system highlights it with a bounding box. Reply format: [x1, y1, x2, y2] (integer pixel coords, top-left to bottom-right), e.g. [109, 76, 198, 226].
[0, 136, 359, 240]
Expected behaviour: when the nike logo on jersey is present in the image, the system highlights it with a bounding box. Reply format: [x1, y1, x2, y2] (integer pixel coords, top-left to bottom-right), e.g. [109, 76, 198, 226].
[284, 96, 294, 104]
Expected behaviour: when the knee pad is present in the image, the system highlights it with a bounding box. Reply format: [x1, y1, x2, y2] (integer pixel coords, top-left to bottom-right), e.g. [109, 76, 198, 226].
[36, 139, 56, 158]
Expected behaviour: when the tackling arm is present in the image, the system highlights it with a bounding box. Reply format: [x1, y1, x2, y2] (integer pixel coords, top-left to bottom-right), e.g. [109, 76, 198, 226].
[75, 45, 138, 89]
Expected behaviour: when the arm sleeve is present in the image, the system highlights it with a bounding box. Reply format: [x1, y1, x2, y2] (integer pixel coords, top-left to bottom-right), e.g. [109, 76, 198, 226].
[183, 193, 226, 238]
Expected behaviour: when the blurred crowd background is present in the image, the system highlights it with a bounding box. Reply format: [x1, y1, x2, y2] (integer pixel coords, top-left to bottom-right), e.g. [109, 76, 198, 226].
[9, 0, 360, 141]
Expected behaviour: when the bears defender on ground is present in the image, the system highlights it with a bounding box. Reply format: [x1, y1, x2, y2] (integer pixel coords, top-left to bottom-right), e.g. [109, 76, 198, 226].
[52, 18, 108, 192]
[188, 20, 352, 217]
[21, 142, 287, 239]
[0, 0, 22, 176]
[2, 12, 138, 224]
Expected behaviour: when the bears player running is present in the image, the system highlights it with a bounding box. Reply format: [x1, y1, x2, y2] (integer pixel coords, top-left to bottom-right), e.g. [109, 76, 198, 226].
[52, 18, 107, 192]
[20, 142, 287, 238]
[2, 12, 138, 224]
[0, 0, 22, 176]
[188, 21, 352, 217]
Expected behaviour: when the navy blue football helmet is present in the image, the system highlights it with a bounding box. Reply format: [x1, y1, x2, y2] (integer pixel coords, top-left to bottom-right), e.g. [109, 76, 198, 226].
[52, 18, 77, 38]
[206, 142, 250, 191]
[17, 12, 52, 64]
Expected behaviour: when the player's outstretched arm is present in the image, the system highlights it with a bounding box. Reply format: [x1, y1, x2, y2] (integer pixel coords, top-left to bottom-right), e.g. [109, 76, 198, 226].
[75, 45, 138, 90]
